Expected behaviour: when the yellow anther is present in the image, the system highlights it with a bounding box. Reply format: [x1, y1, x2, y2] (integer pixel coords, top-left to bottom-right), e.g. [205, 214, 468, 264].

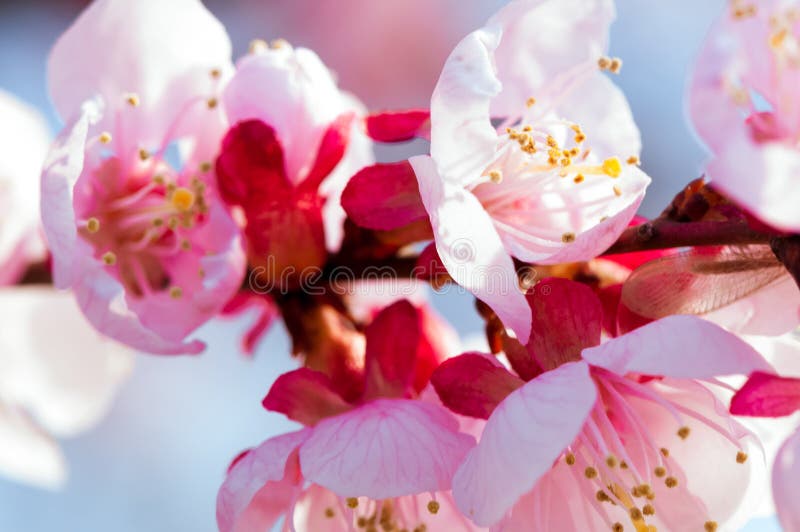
[249, 39, 268, 54]
[736, 451, 748, 464]
[356, 516, 367, 527]
[565, 453, 576, 466]
[609, 58, 622, 74]
[152, 174, 165, 186]
[704, 521, 718, 532]
[346, 497, 359, 508]
[574, 132, 586, 143]
[526, 96, 537, 108]
[210, 68, 221, 79]
[324, 508, 335, 518]
[584, 467, 598, 479]
[99, 132, 112, 144]
[171, 187, 196, 212]
[770, 29, 788, 49]
[598, 56, 612, 70]
[488, 169, 503, 184]
[574, 174, 585, 184]
[200, 161, 212, 172]
[560, 157, 572, 167]
[654, 466, 666, 478]
[522, 125, 533, 132]
[612, 524, 624, 532]
[660, 448, 669, 458]
[677, 426, 691, 440]
[562, 232, 576, 243]
[86, 217, 100, 233]
[665, 477, 678, 488]
[124, 93, 140, 106]
[620, 461, 629, 469]
[606, 456, 618, 468]
[630, 508, 643, 521]
[152, 218, 164, 228]
[198, 267, 205, 278]
[102, 251, 116, 266]
[207, 98, 218, 109]
[180, 239, 192, 251]
[602, 157, 622, 177]
[597, 490, 611, 502]
[642, 504, 655, 516]
[169, 286, 183, 299]
[427, 501, 440, 515]
[138, 148, 150, 161]
[626, 155, 640, 165]
[270, 38, 290, 49]
[613, 185, 622, 197]
[546, 136, 558, 148]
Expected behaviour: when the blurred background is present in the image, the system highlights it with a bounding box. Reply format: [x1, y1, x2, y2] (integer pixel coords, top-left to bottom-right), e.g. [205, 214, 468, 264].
[0, 0, 780, 530]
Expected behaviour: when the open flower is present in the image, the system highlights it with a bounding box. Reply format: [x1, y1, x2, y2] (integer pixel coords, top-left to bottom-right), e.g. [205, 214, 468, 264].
[432, 277, 769, 530]
[689, 1, 800, 232]
[0, 287, 132, 488]
[0, 90, 50, 285]
[41, 0, 246, 354]
[407, 0, 650, 342]
[217, 300, 476, 531]
[215, 41, 373, 291]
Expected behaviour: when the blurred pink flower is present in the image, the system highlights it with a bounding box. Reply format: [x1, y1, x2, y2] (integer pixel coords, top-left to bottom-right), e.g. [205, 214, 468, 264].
[0, 90, 50, 285]
[409, 0, 651, 342]
[217, 300, 476, 531]
[433, 278, 768, 529]
[0, 287, 132, 489]
[689, 1, 800, 232]
[40, 0, 246, 354]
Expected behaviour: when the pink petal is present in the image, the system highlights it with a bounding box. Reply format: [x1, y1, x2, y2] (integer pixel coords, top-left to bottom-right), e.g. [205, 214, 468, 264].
[365, 109, 431, 142]
[730, 372, 800, 417]
[341, 162, 427, 231]
[429, 28, 502, 188]
[363, 300, 422, 399]
[705, 275, 800, 336]
[526, 278, 603, 371]
[452, 361, 597, 526]
[299, 399, 475, 499]
[217, 429, 310, 532]
[774, 427, 800, 532]
[414, 242, 449, 281]
[301, 112, 354, 191]
[431, 353, 524, 419]
[411, 154, 531, 343]
[262, 368, 352, 426]
[48, 0, 232, 149]
[582, 315, 771, 379]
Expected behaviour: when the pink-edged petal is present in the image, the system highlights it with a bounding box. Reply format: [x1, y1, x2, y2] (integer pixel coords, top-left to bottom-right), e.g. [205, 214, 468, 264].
[40, 101, 100, 289]
[262, 368, 352, 426]
[582, 315, 771, 379]
[301, 112, 354, 191]
[217, 429, 311, 532]
[0, 406, 66, 490]
[365, 109, 431, 142]
[429, 27, 502, 188]
[341, 162, 427, 231]
[363, 300, 421, 399]
[299, 399, 475, 499]
[431, 353, 524, 419]
[412, 154, 531, 343]
[452, 361, 597, 526]
[48, 0, 232, 148]
[731, 372, 800, 417]
[526, 278, 602, 371]
[774, 427, 800, 532]
[0, 287, 132, 436]
[487, 0, 615, 116]
[705, 275, 800, 336]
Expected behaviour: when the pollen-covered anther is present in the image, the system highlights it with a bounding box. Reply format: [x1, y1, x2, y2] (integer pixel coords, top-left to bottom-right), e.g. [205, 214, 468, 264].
[546, 135, 558, 148]
[654, 466, 666, 478]
[613, 185, 622, 197]
[620, 461, 629, 470]
[562, 232, 576, 243]
[609, 58, 623, 74]
[210, 68, 221, 79]
[612, 523, 624, 532]
[605, 456, 618, 468]
[704, 521, 718, 532]
[660, 448, 670, 458]
[626, 155, 640, 165]
[526, 96, 536, 107]
[207, 98, 218, 109]
[427, 501, 440, 515]
[138, 148, 150, 161]
[270, 38, 290, 49]
[99, 132, 112, 144]
[249, 39, 268, 54]
[629, 508, 643, 521]
[602, 157, 622, 177]
[736, 451, 748, 464]
[585, 466, 598, 479]
[324, 508, 335, 519]
[169, 286, 183, 299]
[180, 239, 191, 251]
[124, 93, 140, 106]
[488, 169, 503, 183]
[598, 56, 612, 70]
[574, 174, 585, 184]
[566, 453, 576, 466]
[200, 161, 212, 173]
[102, 251, 116, 266]
[677, 426, 691, 440]
[346, 497, 359, 508]
[86, 217, 100, 233]
[597, 490, 612, 503]
[664, 477, 678, 488]
[642, 504, 655, 516]
[171, 187, 196, 212]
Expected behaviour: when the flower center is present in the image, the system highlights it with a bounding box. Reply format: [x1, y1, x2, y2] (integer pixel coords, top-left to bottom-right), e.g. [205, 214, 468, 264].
[315, 495, 441, 532]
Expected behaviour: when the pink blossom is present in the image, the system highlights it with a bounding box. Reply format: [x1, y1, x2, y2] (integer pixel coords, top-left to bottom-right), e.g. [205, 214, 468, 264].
[0, 287, 132, 488]
[432, 278, 769, 529]
[215, 41, 373, 290]
[217, 300, 477, 531]
[40, 0, 246, 354]
[0, 90, 50, 285]
[409, 0, 651, 342]
[689, 1, 800, 232]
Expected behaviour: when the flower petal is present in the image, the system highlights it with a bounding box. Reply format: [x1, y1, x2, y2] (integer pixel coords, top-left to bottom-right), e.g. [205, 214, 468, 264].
[412, 154, 531, 343]
[262, 368, 352, 426]
[362, 300, 421, 399]
[48, 0, 232, 148]
[526, 278, 603, 371]
[217, 429, 311, 532]
[299, 399, 475, 499]
[341, 162, 428, 231]
[0, 406, 66, 490]
[452, 360, 597, 526]
[365, 109, 431, 142]
[582, 315, 771, 379]
[301, 113, 354, 191]
[774, 427, 800, 532]
[431, 353, 524, 419]
[730, 372, 800, 417]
